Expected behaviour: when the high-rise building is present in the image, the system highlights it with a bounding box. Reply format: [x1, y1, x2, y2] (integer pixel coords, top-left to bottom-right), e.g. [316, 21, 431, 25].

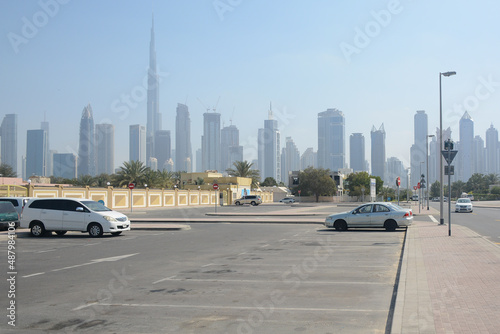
[0, 114, 17, 174]
[175, 103, 192, 172]
[486, 124, 498, 174]
[95, 123, 114, 175]
[155, 130, 171, 171]
[202, 112, 221, 171]
[300, 147, 316, 169]
[458, 111, 474, 181]
[260, 105, 281, 181]
[473, 135, 486, 175]
[387, 157, 406, 188]
[257, 128, 265, 180]
[410, 110, 428, 186]
[371, 124, 386, 182]
[146, 15, 162, 164]
[53, 153, 77, 179]
[281, 137, 300, 183]
[350, 133, 365, 172]
[195, 148, 202, 172]
[78, 104, 95, 177]
[130, 124, 146, 163]
[318, 108, 345, 172]
[221, 124, 243, 172]
[26, 129, 47, 177]
[40, 119, 51, 176]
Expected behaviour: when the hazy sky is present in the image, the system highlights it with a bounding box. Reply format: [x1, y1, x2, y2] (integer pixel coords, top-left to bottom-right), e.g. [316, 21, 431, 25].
[2, 0, 499, 175]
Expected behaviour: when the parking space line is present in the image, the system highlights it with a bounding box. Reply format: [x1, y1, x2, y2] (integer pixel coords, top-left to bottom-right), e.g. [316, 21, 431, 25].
[78, 302, 387, 313]
[153, 275, 177, 285]
[260, 244, 269, 248]
[22, 272, 45, 278]
[202, 263, 215, 267]
[35, 249, 56, 253]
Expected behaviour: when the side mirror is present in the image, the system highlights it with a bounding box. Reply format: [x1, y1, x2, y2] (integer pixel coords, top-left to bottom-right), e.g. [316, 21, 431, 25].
[76, 207, 84, 212]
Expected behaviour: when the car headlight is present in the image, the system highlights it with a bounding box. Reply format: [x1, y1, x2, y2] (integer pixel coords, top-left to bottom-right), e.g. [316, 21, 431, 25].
[103, 215, 118, 222]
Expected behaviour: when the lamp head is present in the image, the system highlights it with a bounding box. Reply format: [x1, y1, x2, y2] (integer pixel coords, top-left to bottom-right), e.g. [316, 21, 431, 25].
[441, 71, 456, 77]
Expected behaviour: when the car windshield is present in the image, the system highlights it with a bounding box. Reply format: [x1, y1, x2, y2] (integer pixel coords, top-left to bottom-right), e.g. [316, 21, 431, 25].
[457, 199, 470, 203]
[81, 200, 112, 212]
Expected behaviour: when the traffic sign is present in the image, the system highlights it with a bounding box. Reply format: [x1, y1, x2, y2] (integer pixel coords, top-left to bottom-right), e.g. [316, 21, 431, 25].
[396, 177, 401, 187]
[441, 150, 458, 164]
[414, 186, 417, 190]
[213, 183, 219, 190]
[417, 182, 420, 189]
[128, 183, 135, 190]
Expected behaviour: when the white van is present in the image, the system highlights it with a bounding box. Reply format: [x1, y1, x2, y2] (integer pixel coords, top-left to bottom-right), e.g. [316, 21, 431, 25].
[20, 198, 131, 237]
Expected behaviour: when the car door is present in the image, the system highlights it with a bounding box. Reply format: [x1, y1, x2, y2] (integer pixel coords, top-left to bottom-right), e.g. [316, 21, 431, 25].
[348, 204, 373, 227]
[38, 199, 64, 230]
[62, 200, 89, 231]
[370, 204, 391, 227]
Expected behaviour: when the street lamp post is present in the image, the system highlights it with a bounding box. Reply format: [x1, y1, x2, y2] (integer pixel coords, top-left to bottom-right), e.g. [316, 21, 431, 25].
[419, 161, 424, 214]
[427, 134, 435, 210]
[439, 71, 456, 225]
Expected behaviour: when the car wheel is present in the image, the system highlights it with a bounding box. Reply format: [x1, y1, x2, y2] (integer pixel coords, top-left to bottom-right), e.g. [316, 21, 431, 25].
[55, 231, 67, 236]
[384, 220, 397, 231]
[235, 201, 241, 206]
[111, 231, 122, 236]
[30, 222, 45, 237]
[88, 223, 103, 237]
[251, 201, 257, 206]
[334, 220, 348, 231]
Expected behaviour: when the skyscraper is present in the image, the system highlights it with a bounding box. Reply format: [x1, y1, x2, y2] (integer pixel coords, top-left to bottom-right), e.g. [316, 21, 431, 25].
[95, 123, 114, 175]
[410, 110, 428, 186]
[221, 124, 242, 172]
[0, 114, 17, 174]
[41, 119, 51, 176]
[281, 137, 300, 183]
[371, 124, 386, 182]
[300, 147, 316, 169]
[53, 153, 77, 179]
[78, 104, 95, 177]
[458, 111, 474, 181]
[318, 108, 345, 172]
[146, 15, 162, 164]
[486, 124, 498, 174]
[350, 133, 365, 172]
[473, 135, 485, 175]
[130, 124, 146, 163]
[155, 130, 171, 171]
[175, 103, 192, 172]
[202, 112, 221, 171]
[26, 129, 47, 177]
[261, 105, 281, 181]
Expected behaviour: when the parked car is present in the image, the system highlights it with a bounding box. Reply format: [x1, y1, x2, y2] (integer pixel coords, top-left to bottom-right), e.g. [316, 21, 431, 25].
[0, 201, 20, 230]
[279, 197, 295, 203]
[234, 195, 262, 206]
[0, 197, 32, 216]
[20, 198, 131, 237]
[324, 202, 413, 231]
[455, 198, 473, 213]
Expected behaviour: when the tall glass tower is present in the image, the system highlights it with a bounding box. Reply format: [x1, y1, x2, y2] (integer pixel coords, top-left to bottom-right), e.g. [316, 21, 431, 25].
[459, 111, 474, 181]
[175, 103, 192, 172]
[371, 124, 386, 182]
[0, 114, 17, 174]
[78, 104, 95, 177]
[146, 15, 161, 164]
[95, 123, 114, 175]
[317, 108, 345, 172]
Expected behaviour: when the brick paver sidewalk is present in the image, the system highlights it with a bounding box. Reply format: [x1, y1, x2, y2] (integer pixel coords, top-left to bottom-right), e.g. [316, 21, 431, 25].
[394, 219, 500, 333]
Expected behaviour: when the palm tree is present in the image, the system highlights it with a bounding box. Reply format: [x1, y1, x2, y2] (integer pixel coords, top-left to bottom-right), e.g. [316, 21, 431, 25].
[74, 175, 95, 187]
[115, 160, 148, 187]
[156, 170, 175, 189]
[226, 161, 261, 188]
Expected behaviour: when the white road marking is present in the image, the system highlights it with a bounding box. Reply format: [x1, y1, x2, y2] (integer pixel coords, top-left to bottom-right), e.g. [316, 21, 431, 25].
[22, 272, 45, 278]
[84, 243, 100, 247]
[72, 302, 99, 311]
[202, 263, 214, 267]
[35, 249, 56, 253]
[237, 252, 247, 255]
[77, 302, 386, 313]
[260, 244, 269, 248]
[52, 253, 139, 272]
[152, 275, 177, 285]
[429, 215, 438, 223]
[155, 278, 387, 285]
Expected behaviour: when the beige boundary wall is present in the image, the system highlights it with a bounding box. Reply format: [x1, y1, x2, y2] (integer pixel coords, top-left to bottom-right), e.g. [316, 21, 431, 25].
[22, 185, 273, 210]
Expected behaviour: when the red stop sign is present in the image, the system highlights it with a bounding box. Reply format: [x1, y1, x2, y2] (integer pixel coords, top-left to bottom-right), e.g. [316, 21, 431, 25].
[417, 182, 420, 189]
[213, 183, 219, 190]
[396, 177, 401, 187]
[128, 183, 135, 190]
[414, 186, 417, 190]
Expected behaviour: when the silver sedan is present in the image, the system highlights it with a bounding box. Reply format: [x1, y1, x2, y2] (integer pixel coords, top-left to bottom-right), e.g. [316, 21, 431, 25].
[324, 202, 413, 231]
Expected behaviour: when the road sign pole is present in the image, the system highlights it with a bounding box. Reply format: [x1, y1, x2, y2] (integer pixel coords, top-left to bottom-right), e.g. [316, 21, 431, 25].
[130, 188, 133, 212]
[448, 146, 452, 236]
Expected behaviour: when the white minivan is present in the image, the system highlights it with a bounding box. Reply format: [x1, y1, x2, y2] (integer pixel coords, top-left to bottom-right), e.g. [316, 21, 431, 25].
[21, 198, 131, 237]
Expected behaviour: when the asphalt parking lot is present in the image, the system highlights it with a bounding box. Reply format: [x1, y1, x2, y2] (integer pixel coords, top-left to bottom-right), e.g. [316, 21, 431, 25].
[1, 220, 406, 333]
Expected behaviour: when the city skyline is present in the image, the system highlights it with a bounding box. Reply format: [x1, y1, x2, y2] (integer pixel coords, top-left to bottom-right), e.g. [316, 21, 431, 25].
[2, 1, 500, 179]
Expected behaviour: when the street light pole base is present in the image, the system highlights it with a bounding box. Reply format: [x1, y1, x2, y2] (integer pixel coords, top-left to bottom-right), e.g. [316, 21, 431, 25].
[439, 218, 444, 225]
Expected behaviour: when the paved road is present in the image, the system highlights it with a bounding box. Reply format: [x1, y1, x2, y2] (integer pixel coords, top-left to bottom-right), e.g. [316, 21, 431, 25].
[1, 220, 407, 333]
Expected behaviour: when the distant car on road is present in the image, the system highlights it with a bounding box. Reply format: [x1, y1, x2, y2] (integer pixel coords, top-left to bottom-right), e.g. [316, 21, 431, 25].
[324, 202, 413, 231]
[234, 195, 262, 206]
[279, 197, 295, 204]
[455, 198, 473, 213]
[0, 201, 20, 230]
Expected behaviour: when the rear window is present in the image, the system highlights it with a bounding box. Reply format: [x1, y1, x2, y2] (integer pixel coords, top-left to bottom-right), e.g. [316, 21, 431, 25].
[0, 201, 16, 213]
[0, 198, 18, 207]
[28, 199, 68, 210]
